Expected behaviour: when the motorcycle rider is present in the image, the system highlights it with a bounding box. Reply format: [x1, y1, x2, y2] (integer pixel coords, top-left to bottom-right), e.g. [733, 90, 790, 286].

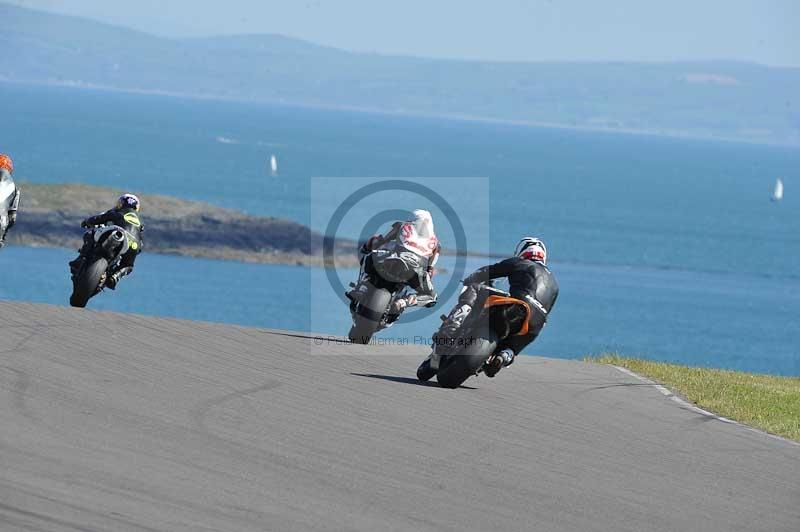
[69, 193, 144, 289]
[434, 237, 558, 377]
[0, 154, 21, 249]
[348, 209, 440, 317]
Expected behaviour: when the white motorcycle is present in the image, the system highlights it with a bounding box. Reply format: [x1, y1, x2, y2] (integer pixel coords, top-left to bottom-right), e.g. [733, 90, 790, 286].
[0, 170, 19, 247]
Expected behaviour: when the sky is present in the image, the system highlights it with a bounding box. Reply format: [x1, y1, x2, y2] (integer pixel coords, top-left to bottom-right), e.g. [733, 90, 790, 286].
[7, 0, 800, 66]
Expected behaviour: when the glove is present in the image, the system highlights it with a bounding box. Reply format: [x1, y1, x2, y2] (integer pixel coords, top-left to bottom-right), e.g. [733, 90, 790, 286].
[81, 220, 91, 228]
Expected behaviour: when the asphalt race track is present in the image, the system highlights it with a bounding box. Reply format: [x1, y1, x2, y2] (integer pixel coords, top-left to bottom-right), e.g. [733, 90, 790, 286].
[0, 301, 797, 531]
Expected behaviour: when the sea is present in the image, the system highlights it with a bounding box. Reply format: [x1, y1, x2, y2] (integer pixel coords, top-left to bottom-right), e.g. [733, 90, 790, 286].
[0, 83, 798, 375]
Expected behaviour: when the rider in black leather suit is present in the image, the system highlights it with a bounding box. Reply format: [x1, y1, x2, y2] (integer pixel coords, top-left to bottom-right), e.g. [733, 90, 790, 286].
[69, 194, 144, 289]
[436, 237, 559, 377]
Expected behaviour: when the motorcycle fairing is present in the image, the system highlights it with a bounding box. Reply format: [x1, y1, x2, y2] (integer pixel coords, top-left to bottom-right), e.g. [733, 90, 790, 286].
[483, 295, 532, 336]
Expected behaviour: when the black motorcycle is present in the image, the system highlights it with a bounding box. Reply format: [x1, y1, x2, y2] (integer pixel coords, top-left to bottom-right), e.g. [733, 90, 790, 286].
[69, 225, 131, 308]
[347, 249, 425, 344]
[418, 282, 532, 388]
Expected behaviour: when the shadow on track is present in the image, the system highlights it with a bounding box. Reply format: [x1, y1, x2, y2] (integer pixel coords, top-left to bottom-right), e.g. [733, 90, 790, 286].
[351, 373, 478, 390]
[570, 381, 661, 398]
[260, 331, 323, 341]
[584, 382, 661, 391]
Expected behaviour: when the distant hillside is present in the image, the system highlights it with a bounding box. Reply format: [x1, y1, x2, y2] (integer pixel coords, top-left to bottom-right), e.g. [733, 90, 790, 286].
[2, 2, 799, 144]
[9, 184, 359, 266]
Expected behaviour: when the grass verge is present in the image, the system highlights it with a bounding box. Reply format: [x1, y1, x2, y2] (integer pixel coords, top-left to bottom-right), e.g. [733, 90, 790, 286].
[587, 354, 800, 442]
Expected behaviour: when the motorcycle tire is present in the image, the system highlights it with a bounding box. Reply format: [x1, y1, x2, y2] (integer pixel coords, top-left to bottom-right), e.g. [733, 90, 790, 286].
[416, 358, 437, 382]
[348, 287, 392, 344]
[436, 329, 498, 389]
[70, 257, 108, 308]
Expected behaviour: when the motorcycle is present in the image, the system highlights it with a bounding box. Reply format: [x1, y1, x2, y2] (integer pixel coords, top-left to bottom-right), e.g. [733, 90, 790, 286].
[0, 213, 9, 247]
[0, 171, 17, 248]
[347, 248, 426, 344]
[418, 281, 532, 388]
[69, 225, 131, 308]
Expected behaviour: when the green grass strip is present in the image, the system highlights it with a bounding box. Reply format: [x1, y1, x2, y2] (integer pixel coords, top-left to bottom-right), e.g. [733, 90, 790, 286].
[587, 354, 800, 442]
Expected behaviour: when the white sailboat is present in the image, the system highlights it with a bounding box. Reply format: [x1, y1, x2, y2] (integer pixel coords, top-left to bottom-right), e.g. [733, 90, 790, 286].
[270, 155, 278, 176]
[772, 178, 783, 202]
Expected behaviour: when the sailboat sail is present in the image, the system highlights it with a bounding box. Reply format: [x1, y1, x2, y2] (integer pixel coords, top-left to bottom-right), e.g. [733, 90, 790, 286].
[772, 178, 783, 201]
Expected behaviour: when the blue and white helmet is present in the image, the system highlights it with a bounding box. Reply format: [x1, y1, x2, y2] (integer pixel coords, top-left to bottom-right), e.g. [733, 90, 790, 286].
[116, 193, 140, 212]
[514, 237, 547, 264]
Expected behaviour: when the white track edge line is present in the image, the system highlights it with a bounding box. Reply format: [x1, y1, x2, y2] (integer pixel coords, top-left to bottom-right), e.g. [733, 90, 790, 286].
[611, 365, 800, 448]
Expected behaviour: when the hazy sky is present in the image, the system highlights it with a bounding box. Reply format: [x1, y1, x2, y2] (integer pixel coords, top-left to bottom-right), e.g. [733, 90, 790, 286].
[8, 0, 800, 66]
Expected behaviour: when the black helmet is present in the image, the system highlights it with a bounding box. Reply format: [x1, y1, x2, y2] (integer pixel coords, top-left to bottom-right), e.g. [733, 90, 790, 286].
[116, 193, 140, 212]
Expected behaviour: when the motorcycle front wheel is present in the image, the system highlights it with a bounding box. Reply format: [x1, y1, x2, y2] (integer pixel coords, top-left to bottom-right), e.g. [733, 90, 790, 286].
[416, 358, 437, 381]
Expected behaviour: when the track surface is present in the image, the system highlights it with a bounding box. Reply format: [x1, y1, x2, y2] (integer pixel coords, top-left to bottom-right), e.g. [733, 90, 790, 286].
[0, 301, 797, 531]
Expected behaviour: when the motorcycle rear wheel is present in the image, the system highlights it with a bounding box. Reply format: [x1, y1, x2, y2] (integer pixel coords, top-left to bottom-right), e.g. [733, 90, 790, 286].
[348, 287, 392, 344]
[70, 257, 108, 308]
[435, 329, 498, 389]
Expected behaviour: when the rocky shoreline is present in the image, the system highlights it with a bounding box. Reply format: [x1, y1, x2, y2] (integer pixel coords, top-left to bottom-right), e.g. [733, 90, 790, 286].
[7, 183, 361, 267]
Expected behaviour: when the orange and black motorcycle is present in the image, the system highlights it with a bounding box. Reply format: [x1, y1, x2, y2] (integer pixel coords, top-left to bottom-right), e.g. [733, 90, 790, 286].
[418, 282, 532, 388]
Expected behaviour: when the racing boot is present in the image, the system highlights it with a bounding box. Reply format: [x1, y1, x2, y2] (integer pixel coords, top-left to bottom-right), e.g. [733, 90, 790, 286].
[484, 349, 514, 378]
[105, 267, 132, 290]
[385, 294, 417, 325]
[390, 294, 417, 314]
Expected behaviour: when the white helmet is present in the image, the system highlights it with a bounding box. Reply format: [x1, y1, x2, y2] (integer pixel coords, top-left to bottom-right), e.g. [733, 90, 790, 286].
[410, 209, 434, 238]
[515, 237, 547, 264]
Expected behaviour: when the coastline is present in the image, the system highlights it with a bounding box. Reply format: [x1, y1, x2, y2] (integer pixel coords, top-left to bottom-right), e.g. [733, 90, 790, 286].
[3, 78, 797, 148]
[8, 183, 474, 269]
[9, 183, 362, 268]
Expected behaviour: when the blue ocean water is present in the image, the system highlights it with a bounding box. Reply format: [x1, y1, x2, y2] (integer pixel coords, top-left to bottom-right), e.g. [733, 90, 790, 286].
[1, 83, 798, 375]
